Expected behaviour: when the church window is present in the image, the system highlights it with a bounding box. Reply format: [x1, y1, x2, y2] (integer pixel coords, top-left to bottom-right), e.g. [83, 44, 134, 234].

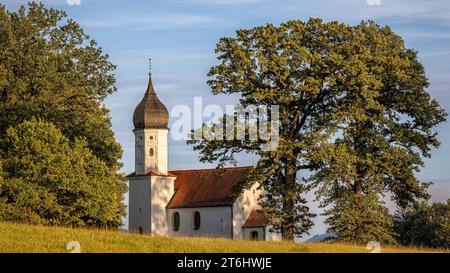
[193, 211, 201, 231]
[149, 148, 154, 157]
[149, 136, 154, 140]
[172, 212, 180, 231]
[138, 227, 143, 235]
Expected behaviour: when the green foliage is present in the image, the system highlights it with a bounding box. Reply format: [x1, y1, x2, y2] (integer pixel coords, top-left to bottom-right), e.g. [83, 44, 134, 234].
[192, 18, 446, 242]
[260, 175, 315, 237]
[0, 119, 126, 227]
[0, 3, 126, 228]
[312, 21, 446, 243]
[324, 192, 395, 244]
[193, 18, 361, 240]
[0, 2, 121, 167]
[395, 200, 450, 249]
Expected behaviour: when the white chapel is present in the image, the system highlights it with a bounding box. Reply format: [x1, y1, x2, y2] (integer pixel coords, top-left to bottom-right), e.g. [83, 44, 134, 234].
[127, 71, 281, 241]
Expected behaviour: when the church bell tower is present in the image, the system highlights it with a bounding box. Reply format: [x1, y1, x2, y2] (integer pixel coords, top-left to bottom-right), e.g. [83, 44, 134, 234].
[128, 62, 174, 236]
[132, 68, 169, 175]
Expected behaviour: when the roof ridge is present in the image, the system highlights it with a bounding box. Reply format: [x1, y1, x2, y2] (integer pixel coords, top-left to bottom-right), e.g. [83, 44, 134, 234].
[127, 171, 177, 177]
[169, 165, 253, 173]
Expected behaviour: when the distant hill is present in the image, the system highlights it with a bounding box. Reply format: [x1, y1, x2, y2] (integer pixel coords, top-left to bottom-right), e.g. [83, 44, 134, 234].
[307, 233, 338, 243]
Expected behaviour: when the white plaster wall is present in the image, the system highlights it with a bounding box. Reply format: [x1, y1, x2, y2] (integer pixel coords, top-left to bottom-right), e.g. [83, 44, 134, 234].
[232, 184, 262, 240]
[242, 227, 265, 241]
[128, 176, 152, 234]
[134, 130, 146, 175]
[150, 175, 175, 236]
[134, 129, 168, 175]
[128, 175, 175, 236]
[167, 207, 233, 238]
[156, 129, 168, 174]
[265, 227, 282, 241]
[242, 227, 281, 241]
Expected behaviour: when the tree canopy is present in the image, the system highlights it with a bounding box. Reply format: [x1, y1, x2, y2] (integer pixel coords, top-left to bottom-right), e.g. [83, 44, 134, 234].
[0, 3, 127, 227]
[395, 200, 450, 249]
[311, 21, 447, 243]
[0, 119, 126, 226]
[0, 2, 121, 167]
[190, 18, 447, 242]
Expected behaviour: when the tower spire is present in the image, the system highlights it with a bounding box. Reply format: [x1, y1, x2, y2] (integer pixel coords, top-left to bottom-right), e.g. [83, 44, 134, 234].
[148, 58, 152, 75]
[145, 58, 155, 95]
[133, 60, 169, 130]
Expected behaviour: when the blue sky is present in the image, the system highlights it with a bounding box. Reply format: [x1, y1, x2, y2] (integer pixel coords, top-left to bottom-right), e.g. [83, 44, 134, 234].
[3, 0, 450, 237]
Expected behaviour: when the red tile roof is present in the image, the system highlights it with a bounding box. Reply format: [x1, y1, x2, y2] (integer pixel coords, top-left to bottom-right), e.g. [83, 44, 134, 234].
[242, 210, 267, 228]
[167, 166, 253, 209]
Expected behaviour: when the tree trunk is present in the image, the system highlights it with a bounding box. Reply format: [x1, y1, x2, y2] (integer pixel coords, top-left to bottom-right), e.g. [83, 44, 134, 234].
[353, 122, 366, 196]
[353, 163, 364, 196]
[281, 161, 296, 241]
[353, 179, 363, 196]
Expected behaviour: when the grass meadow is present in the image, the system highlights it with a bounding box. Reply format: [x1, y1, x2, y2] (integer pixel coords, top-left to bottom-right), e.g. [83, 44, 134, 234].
[0, 221, 445, 253]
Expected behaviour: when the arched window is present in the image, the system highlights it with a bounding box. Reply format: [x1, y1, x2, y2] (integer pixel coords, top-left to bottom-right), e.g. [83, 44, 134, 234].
[193, 211, 201, 231]
[149, 148, 154, 157]
[250, 231, 259, 241]
[172, 212, 180, 231]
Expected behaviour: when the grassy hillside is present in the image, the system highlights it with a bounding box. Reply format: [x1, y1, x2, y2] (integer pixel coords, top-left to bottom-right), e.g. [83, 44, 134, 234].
[0, 221, 444, 253]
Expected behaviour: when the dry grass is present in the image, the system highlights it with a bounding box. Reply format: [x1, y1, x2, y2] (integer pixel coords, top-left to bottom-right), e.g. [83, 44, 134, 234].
[0, 221, 445, 253]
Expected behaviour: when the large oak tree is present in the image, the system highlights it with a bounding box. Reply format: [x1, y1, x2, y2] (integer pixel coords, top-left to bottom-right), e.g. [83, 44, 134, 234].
[0, 3, 127, 227]
[190, 19, 446, 241]
[312, 21, 447, 243]
[0, 3, 121, 167]
[0, 119, 126, 226]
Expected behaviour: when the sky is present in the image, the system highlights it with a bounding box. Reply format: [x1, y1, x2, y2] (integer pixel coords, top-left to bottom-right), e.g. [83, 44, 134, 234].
[2, 0, 450, 239]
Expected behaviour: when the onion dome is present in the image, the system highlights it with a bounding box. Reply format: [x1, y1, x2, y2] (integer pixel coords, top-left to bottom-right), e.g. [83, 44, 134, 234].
[133, 74, 169, 130]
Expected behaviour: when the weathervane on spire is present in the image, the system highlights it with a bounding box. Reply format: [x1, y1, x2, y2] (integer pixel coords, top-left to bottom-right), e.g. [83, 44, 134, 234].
[148, 58, 152, 75]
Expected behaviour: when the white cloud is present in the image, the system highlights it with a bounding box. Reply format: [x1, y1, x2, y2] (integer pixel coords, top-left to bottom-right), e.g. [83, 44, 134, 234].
[249, 0, 450, 25]
[421, 50, 450, 58]
[188, 0, 264, 5]
[82, 13, 222, 30]
[363, 0, 450, 23]
[349, 0, 450, 22]
[2, 0, 66, 4]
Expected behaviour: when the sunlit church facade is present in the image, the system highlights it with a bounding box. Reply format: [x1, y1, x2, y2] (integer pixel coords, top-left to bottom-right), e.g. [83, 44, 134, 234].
[127, 71, 281, 241]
